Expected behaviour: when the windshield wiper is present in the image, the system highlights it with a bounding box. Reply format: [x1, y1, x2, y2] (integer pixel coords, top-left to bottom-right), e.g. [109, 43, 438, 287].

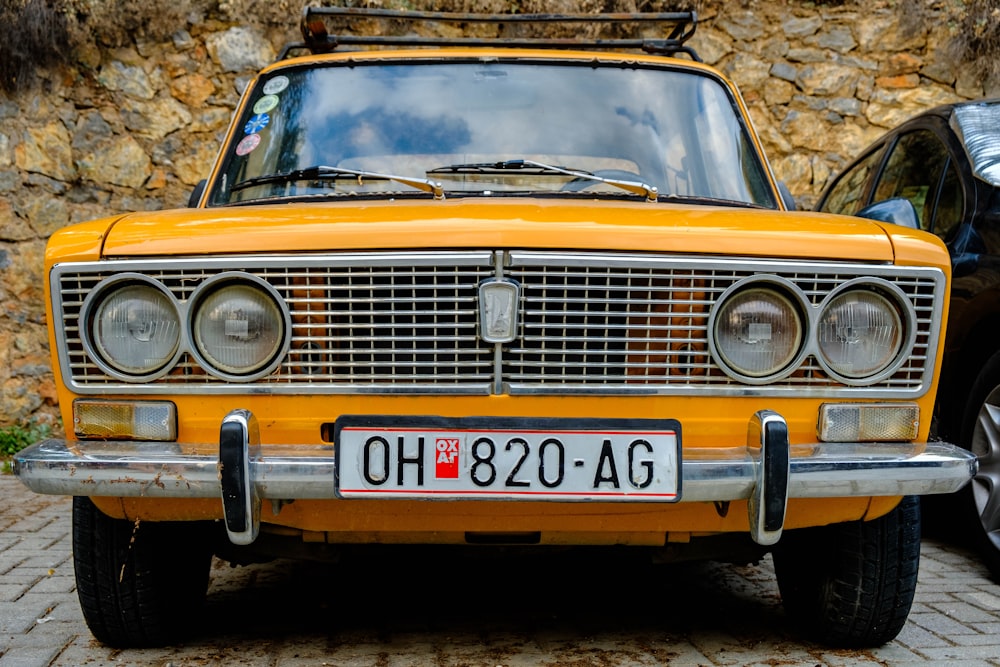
[428, 159, 658, 202]
[428, 159, 592, 174]
[231, 165, 445, 200]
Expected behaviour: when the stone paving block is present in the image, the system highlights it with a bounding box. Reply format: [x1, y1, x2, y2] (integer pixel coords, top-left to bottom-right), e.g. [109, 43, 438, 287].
[852, 642, 927, 665]
[920, 644, 1000, 661]
[874, 662, 995, 667]
[25, 576, 75, 595]
[927, 600, 998, 623]
[500, 653, 592, 667]
[946, 631, 1000, 646]
[5, 627, 76, 650]
[48, 641, 105, 667]
[6, 517, 59, 534]
[690, 639, 817, 666]
[915, 582, 992, 595]
[894, 620, 953, 649]
[0, 601, 53, 635]
[11, 551, 69, 571]
[960, 589, 1000, 610]
[907, 610, 982, 636]
[0, 586, 27, 604]
[969, 621, 1000, 634]
[0, 557, 27, 575]
[277, 654, 375, 667]
[41, 604, 83, 625]
[912, 590, 960, 604]
[802, 659, 884, 667]
[0, 645, 64, 667]
[0, 552, 41, 565]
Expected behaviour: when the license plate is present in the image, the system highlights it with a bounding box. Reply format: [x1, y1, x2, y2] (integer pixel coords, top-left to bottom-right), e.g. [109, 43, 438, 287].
[334, 416, 681, 501]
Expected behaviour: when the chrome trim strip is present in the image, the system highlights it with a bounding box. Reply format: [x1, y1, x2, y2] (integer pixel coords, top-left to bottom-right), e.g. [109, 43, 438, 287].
[14, 437, 975, 502]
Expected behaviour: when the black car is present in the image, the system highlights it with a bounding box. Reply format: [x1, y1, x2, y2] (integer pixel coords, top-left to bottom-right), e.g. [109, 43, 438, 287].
[817, 98, 1000, 576]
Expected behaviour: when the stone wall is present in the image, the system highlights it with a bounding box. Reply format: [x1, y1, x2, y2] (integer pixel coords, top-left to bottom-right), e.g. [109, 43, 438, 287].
[0, 0, 992, 429]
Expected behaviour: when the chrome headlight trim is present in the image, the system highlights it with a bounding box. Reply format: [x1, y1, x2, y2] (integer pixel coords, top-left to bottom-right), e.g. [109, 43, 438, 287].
[187, 272, 291, 382]
[815, 278, 916, 386]
[708, 276, 809, 384]
[79, 274, 183, 382]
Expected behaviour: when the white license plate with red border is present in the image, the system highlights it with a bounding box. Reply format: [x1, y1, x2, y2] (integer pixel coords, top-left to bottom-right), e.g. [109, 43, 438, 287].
[334, 416, 681, 501]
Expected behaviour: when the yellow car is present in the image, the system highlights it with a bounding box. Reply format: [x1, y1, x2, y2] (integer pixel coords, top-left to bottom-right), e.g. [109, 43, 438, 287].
[13, 7, 976, 649]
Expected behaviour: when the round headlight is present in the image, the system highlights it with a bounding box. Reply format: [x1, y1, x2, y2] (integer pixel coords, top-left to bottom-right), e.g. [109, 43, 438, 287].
[192, 281, 286, 377]
[90, 283, 180, 376]
[713, 287, 803, 379]
[818, 289, 903, 379]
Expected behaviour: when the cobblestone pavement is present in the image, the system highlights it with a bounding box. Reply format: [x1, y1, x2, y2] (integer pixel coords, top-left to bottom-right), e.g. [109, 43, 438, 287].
[3, 472, 1000, 667]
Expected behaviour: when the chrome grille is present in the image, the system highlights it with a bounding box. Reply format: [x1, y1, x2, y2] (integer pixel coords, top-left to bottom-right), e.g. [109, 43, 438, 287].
[52, 250, 945, 397]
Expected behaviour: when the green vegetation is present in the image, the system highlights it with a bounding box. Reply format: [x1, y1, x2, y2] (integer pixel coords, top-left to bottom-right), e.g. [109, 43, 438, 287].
[0, 421, 50, 473]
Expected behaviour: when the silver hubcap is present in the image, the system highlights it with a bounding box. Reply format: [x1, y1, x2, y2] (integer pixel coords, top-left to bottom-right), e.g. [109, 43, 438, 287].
[971, 385, 1000, 552]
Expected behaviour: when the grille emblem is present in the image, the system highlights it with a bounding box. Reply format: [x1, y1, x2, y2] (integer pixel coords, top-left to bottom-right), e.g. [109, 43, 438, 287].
[479, 279, 520, 343]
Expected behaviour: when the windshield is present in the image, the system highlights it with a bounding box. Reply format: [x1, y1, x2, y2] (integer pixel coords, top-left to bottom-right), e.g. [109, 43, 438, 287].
[208, 60, 777, 207]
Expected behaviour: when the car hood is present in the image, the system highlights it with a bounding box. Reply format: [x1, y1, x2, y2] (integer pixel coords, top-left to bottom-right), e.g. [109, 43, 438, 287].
[97, 199, 896, 262]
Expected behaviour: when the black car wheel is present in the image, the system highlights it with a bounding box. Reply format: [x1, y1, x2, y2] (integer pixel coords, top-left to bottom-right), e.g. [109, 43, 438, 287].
[72, 496, 215, 647]
[959, 352, 1000, 579]
[772, 495, 920, 647]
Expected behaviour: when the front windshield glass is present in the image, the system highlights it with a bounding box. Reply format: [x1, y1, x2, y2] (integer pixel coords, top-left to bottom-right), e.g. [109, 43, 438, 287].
[208, 60, 777, 207]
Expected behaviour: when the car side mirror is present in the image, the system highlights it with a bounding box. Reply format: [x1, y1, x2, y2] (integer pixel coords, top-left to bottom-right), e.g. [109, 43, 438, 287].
[856, 198, 919, 229]
[188, 179, 207, 208]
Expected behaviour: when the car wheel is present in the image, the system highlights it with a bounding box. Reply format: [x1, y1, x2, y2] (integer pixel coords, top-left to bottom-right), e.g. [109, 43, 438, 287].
[72, 496, 215, 647]
[959, 353, 1000, 579]
[772, 495, 920, 647]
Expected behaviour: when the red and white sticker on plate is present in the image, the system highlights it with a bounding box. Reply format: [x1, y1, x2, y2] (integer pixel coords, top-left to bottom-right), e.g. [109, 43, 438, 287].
[334, 416, 681, 501]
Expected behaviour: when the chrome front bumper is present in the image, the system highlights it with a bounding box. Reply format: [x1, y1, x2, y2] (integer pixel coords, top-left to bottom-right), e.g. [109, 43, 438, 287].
[13, 410, 977, 548]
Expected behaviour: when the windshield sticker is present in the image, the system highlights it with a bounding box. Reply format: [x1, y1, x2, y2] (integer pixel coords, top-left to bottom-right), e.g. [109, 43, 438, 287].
[253, 95, 280, 115]
[244, 113, 270, 135]
[235, 133, 261, 156]
[262, 75, 289, 95]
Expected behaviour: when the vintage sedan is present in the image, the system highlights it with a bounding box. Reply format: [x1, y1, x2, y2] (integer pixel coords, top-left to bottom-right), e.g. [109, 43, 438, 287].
[13, 8, 976, 648]
[816, 98, 1000, 579]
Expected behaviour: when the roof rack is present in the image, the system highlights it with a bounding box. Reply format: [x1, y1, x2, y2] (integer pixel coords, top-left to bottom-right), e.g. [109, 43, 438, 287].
[280, 7, 700, 61]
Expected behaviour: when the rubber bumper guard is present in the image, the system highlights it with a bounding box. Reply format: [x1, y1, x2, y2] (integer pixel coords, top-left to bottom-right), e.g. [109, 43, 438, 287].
[219, 409, 261, 546]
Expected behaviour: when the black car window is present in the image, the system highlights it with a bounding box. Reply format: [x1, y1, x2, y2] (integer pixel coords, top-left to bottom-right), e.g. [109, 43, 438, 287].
[819, 148, 883, 215]
[873, 130, 952, 232]
[933, 160, 964, 241]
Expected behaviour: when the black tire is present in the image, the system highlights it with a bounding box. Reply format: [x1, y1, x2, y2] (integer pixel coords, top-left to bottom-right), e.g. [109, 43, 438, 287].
[956, 351, 1000, 579]
[72, 496, 215, 647]
[772, 495, 920, 647]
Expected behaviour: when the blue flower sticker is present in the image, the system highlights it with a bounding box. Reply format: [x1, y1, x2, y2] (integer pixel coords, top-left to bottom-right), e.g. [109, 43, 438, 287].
[244, 113, 270, 135]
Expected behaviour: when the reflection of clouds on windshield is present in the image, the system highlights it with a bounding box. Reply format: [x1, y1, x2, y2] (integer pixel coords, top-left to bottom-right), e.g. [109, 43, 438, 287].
[299, 71, 473, 164]
[330, 111, 471, 161]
